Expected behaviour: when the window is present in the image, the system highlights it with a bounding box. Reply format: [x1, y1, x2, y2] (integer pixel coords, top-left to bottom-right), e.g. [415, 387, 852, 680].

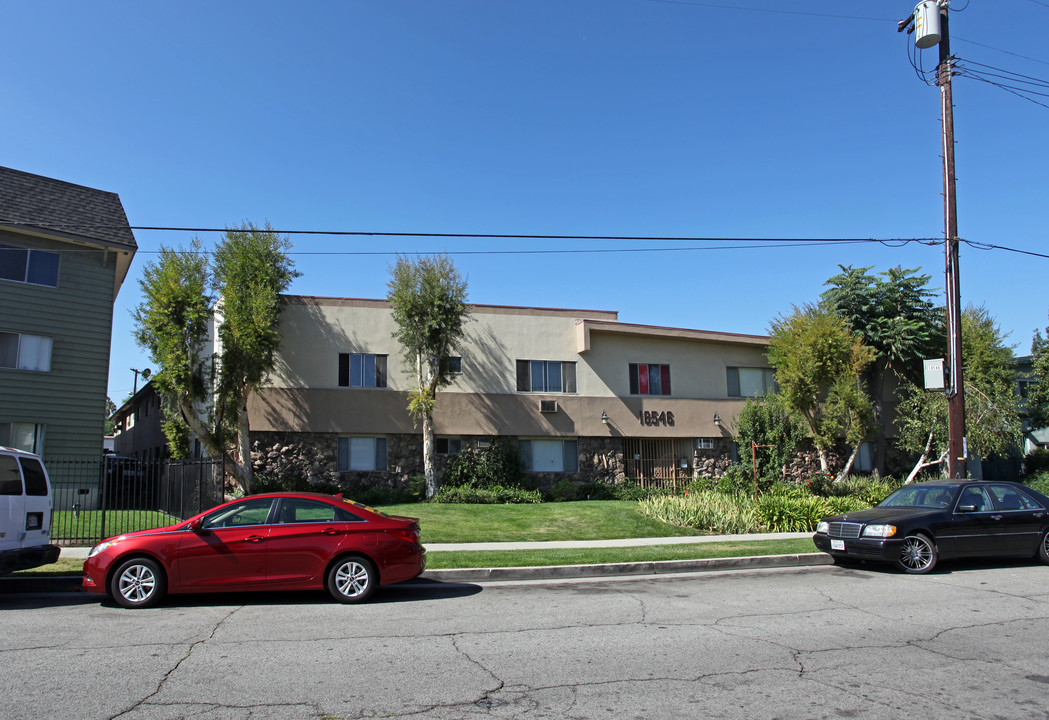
[338, 353, 387, 388]
[0, 332, 52, 371]
[18, 457, 48, 496]
[727, 367, 776, 397]
[520, 439, 578, 473]
[629, 363, 671, 396]
[202, 498, 276, 529]
[277, 498, 362, 523]
[0, 244, 59, 287]
[443, 356, 462, 375]
[338, 436, 388, 472]
[435, 437, 462, 456]
[696, 438, 715, 450]
[0, 422, 43, 453]
[0, 454, 22, 495]
[516, 360, 576, 393]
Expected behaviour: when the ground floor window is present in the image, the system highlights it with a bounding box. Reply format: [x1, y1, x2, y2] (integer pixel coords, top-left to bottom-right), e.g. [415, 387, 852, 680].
[435, 437, 462, 456]
[337, 436, 388, 472]
[520, 438, 578, 472]
[0, 422, 43, 454]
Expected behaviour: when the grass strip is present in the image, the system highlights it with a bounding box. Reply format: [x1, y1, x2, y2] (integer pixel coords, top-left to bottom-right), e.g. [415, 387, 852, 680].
[425, 538, 818, 569]
[13, 539, 820, 576]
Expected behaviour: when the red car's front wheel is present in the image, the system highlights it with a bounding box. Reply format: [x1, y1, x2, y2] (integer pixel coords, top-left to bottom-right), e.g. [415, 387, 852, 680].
[111, 557, 167, 609]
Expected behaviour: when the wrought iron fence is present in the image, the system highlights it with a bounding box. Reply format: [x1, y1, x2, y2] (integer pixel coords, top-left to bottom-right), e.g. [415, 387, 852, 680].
[45, 456, 225, 546]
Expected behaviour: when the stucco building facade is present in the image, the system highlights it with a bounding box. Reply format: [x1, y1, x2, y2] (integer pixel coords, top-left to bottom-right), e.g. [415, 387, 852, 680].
[248, 296, 772, 490]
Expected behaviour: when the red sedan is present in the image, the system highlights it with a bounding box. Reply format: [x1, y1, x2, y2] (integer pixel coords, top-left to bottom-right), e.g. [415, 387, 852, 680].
[83, 492, 425, 608]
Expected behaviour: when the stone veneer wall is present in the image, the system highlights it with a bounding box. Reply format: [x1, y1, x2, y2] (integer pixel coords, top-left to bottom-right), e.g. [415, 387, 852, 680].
[251, 432, 910, 493]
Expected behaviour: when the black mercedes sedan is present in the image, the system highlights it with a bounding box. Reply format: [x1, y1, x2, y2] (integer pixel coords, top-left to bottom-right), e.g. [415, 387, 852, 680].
[812, 480, 1049, 574]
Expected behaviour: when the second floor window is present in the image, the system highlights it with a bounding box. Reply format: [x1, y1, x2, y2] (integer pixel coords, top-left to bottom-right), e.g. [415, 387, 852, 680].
[338, 353, 387, 388]
[0, 332, 52, 372]
[517, 360, 576, 393]
[0, 244, 60, 287]
[629, 363, 671, 396]
[727, 367, 776, 397]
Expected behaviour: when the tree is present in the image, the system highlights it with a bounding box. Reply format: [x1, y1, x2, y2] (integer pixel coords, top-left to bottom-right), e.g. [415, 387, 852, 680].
[767, 304, 875, 479]
[104, 396, 118, 435]
[1027, 321, 1049, 430]
[133, 225, 299, 493]
[732, 393, 808, 482]
[387, 255, 469, 499]
[821, 265, 943, 471]
[897, 306, 1021, 482]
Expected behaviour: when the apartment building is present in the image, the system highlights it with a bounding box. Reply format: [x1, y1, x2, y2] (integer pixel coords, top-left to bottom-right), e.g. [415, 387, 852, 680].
[0, 167, 137, 457]
[247, 296, 772, 488]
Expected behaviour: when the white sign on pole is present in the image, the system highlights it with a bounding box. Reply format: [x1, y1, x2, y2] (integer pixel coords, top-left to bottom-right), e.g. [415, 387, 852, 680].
[924, 358, 945, 390]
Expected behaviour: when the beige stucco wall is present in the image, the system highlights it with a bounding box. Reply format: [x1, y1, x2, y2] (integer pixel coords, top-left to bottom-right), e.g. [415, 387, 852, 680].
[252, 296, 771, 441]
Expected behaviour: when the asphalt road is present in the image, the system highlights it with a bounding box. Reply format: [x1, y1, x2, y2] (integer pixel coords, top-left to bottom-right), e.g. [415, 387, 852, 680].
[3, 561, 1049, 720]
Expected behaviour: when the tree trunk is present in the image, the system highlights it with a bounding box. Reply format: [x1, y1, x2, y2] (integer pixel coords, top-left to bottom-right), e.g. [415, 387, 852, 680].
[906, 430, 947, 483]
[236, 387, 254, 495]
[178, 395, 246, 491]
[422, 411, 437, 499]
[835, 443, 863, 483]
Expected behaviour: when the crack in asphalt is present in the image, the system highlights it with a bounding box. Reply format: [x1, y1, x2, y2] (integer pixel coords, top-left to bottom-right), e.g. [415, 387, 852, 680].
[109, 605, 245, 720]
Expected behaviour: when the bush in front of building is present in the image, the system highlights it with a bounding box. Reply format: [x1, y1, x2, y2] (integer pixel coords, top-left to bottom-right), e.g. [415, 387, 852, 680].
[442, 440, 524, 490]
[638, 492, 756, 535]
[433, 484, 543, 504]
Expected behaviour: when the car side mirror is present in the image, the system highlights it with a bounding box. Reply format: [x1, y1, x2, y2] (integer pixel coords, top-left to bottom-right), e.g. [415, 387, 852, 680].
[189, 518, 203, 531]
[958, 504, 977, 513]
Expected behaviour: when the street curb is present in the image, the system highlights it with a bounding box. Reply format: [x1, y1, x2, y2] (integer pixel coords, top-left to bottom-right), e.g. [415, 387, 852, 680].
[420, 552, 833, 583]
[0, 554, 834, 595]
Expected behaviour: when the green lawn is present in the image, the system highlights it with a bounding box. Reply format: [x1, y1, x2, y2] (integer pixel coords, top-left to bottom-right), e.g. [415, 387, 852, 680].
[377, 500, 708, 543]
[17, 501, 821, 577]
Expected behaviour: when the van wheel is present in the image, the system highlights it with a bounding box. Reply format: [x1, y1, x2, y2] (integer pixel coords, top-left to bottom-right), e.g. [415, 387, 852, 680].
[327, 556, 377, 604]
[111, 558, 166, 608]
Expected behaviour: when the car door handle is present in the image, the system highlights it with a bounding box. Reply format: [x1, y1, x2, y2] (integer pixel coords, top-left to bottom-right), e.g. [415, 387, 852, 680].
[323, 528, 340, 536]
[991, 515, 1003, 521]
[246, 535, 265, 543]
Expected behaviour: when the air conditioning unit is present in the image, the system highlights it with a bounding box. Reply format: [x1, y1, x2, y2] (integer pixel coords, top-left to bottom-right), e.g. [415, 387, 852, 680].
[539, 400, 558, 413]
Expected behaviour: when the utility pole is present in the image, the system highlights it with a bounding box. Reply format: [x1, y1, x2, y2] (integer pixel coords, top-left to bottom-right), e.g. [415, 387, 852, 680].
[901, 1, 966, 478]
[938, 8, 967, 479]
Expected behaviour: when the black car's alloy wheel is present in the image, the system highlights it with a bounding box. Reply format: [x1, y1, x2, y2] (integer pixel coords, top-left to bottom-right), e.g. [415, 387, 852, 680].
[111, 557, 167, 609]
[327, 555, 377, 604]
[896, 534, 937, 574]
[1040, 531, 1049, 565]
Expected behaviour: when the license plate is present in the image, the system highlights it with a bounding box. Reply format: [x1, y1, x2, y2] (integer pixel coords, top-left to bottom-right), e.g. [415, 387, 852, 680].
[831, 539, 845, 551]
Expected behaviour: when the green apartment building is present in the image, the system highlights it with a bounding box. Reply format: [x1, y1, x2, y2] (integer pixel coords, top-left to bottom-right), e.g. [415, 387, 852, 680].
[0, 167, 137, 458]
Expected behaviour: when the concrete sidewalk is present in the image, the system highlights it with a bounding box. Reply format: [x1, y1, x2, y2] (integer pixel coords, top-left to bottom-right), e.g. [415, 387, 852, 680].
[0, 532, 826, 591]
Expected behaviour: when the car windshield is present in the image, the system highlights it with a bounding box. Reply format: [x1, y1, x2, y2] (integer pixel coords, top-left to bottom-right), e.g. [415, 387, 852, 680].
[879, 484, 959, 509]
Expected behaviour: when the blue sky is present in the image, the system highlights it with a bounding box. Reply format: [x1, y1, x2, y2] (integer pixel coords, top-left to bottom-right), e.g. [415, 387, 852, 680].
[2, 1, 1047, 402]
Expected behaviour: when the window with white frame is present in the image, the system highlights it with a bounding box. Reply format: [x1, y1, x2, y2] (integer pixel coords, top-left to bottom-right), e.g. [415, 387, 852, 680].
[520, 438, 579, 473]
[629, 363, 671, 396]
[435, 437, 462, 456]
[337, 436, 388, 472]
[0, 244, 60, 287]
[338, 353, 388, 388]
[0, 422, 44, 454]
[516, 360, 576, 393]
[0, 332, 52, 372]
[696, 438, 715, 450]
[727, 367, 776, 397]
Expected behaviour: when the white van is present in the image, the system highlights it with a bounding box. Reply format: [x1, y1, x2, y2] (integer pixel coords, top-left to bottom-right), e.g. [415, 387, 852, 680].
[0, 446, 60, 574]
